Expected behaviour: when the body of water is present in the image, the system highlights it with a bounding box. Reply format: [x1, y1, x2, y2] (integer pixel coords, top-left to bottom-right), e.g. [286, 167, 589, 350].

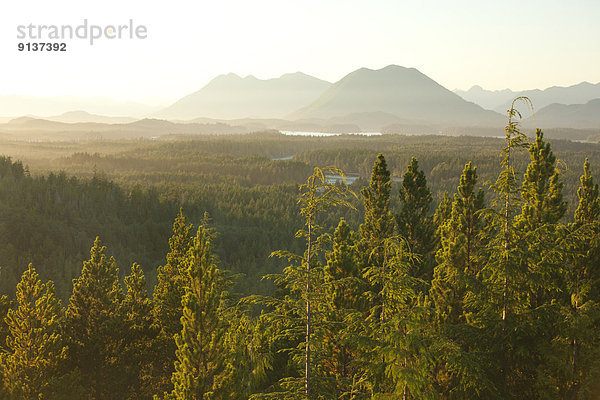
[280, 131, 383, 137]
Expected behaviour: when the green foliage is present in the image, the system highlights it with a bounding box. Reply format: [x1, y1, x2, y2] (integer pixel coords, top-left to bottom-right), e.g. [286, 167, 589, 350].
[1, 129, 600, 399]
[519, 129, 567, 228]
[359, 154, 396, 324]
[168, 217, 231, 400]
[396, 157, 436, 283]
[432, 162, 485, 324]
[0, 265, 76, 399]
[66, 237, 125, 399]
[152, 209, 195, 394]
[121, 263, 157, 399]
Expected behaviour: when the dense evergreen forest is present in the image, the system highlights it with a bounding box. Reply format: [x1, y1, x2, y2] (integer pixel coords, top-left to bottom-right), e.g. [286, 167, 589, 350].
[1, 122, 600, 398]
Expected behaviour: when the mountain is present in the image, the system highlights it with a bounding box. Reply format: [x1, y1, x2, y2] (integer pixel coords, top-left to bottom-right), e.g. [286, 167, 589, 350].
[157, 72, 331, 120]
[0, 117, 249, 140]
[455, 81, 600, 113]
[495, 82, 600, 114]
[454, 85, 516, 110]
[289, 65, 504, 128]
[525, 99, 600, 129]
[0, 95, 159, 118]
[47, 111, 137, 124]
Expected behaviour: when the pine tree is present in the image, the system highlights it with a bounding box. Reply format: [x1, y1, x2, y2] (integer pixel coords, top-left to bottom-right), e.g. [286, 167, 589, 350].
[324, 218, 362, 311]
[0, 281, 11, 354]
[153, 209, 195, 392]
[429, 163, 489, 398]
[574, 158, 600, 227]
[520, 129, 567, 228]
[253, 167, 356, 399]
[66, 237, 125, 399]
[560, 158, 600, 398]
[168, 216, 230, 400]
[1, 264, 70, 399]
[396, 157, 435, 283]
[322, 218, 366, 397]
[121, 263, 157, 400]
[432, 162, 485, 324]
[359, 154, 395, 323]
[154, 208, 195, 336]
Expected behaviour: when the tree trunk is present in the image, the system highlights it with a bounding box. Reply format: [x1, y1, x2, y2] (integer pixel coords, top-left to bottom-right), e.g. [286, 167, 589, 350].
[306, 218, 312, 398]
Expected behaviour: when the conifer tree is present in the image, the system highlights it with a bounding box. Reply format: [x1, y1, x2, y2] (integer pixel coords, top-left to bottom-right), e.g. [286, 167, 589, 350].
[359, 154, 395, 323]
[517, 129, 566, 313]
[254, 167, 356, 399]
[322, 218, 366, 397]
[66, 237, 125, 399]
[154, 208, 195, 336]
[429, 163, 489, 397]
[168, 216, 230, 400]
[519, 129, 567, 228]
[1, 265, 70, 399]
[153, 209, 195, 392]
[560, 158, 600, 398]
[432, 162, 485, 324]
[433, 191, 452, 242]
[482, 97, 549, 398]
[0, 284, 11, 354]
[575, 158, 600, 227]
[324, 218, 362, 311]
[121, 263, 157, 399]
[396, 157, 435, 283]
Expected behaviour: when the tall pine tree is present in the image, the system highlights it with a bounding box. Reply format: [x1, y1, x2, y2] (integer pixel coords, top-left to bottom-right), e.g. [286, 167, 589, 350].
[359, 153, 395, 323]
[66, 237, 125, 399]
[153, 209, 195, 392]
[1, 265, 74, 399]
[559, 158, 600, 398]
[121, 263, 157, 400]
[396, 157, 435, 284]
[167, 216, 230, 400]
[430, 162, 489, 398]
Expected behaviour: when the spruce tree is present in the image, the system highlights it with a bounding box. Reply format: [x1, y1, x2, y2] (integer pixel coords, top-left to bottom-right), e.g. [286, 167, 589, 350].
[0, 286, 11, 354]
[429, 163, 489, 398]
[66, 237, 125, 399]
[520, 129, 567, 228]
[121, 263, 156, 400]
[432, 162, 485, 324]
[574, 158, 600, 227]
[359, 154, 395, 323]
[168, 217, 230, 400]
[322, 218, 366, 397]
[560, 158, 600, 398]
[254, 167, 356, 399]
[1, 265, 70, 399]
[396, 157, 435, 283]
[324, 218, 362, 311]
[154, 208, 195, 336]
[153, 209, 195, 392]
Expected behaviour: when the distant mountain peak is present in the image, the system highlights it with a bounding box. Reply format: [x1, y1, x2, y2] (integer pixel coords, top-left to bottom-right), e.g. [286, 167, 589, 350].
[289, 65, 503, 127]
[156, 71, 331, 120]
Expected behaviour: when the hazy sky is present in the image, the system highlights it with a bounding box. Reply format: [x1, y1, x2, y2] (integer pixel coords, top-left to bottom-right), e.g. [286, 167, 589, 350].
[1, 0, 599, 105]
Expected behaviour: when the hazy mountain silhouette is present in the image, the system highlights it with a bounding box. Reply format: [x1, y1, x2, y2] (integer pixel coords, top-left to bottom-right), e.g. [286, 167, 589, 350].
[455, 82, 600, 113]
[157, 72, 331, 120]
[454, 85, 516, 110]
[0, 95, 159, 118]
[525, 99, 600, 129]
[1, 117, 249, 140]
[47, 111, 137, 124]
[290, 65, 504, 127]
[495, 82, 600, 113]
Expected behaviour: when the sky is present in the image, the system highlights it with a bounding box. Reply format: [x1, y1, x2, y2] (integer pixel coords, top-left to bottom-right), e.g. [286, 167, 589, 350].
[1, 0, 599, 105]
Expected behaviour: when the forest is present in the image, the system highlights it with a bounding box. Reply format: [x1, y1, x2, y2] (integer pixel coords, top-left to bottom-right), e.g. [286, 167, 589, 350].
[0, 118, 600, 398]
